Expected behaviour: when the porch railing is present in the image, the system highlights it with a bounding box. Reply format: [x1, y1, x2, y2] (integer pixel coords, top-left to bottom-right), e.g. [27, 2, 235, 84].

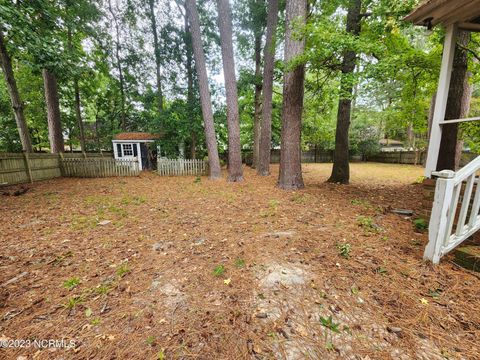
[425, 156, 480, 263]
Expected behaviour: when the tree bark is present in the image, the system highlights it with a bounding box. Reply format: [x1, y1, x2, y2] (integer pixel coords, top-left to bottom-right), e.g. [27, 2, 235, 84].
[258, 0, 279, 176]
[108, 0, 127, 130]
[184, 4, 196, 159]
[67, 27, 86, 152]
[252, 31, 262, 169]
[148, 0, 164, 113]
[217, 0, 243, 181]
[42, 69, 64, 153]
[73, 79, 86, 151]
[0, 31, 32, 152]
[278, 0, 306, 190]
[186, 0, 222, 179]
[436, 30, 471, 171]
[328, 0, 362, 185]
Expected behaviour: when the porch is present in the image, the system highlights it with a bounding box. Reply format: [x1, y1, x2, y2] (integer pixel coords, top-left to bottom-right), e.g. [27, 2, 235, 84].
[406, 0, 480, 264]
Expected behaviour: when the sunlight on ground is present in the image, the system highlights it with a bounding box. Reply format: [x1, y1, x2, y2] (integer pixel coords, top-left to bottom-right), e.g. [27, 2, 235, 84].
[301, 162, 424, 185]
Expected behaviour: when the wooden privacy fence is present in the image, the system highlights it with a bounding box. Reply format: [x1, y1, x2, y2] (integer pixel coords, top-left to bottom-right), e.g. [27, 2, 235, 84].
[61, 158, 139, 178]
[0, 152, 134, 186]
[0, 153, 61, 185]
[158, 159, 208, 176]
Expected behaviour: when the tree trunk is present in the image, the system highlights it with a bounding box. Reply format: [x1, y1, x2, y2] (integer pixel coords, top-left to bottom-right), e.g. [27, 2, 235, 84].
[436, 30, 471, 172]
[67, 27, 86, 152]
[186, 0, 222, 179]
[148, 0, 164, 113]
[0, 31, 32, 152]
[42, 69, 64, 153]
[258, 0, 279, 176]
[328, 0, 362, 184]
[73, 79, 86, 151]
[278, 0, 306, 190]
[252, 31, 262, 169]
[184, 5, 196, 159]
[108, 0, 127, 130]
[217, 0, 243, 181]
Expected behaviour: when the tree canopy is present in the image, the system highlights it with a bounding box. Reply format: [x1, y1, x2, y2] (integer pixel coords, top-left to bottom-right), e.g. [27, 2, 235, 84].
[0, 0, 479, 160]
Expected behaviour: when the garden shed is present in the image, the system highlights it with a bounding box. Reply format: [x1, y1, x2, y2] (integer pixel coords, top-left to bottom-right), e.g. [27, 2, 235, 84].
[112, 132, 160, 171]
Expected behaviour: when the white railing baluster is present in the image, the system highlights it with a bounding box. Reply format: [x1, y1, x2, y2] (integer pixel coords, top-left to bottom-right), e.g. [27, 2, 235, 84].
[456, 174, 475, 236]
[445, 183, 461, 244]
[425, 171, 456, 264]
[426, 156, 480, 264]
[468, 176, 480, 228]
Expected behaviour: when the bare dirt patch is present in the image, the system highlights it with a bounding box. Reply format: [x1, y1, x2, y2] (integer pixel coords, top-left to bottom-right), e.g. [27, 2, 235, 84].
[1, 163, 479, 359]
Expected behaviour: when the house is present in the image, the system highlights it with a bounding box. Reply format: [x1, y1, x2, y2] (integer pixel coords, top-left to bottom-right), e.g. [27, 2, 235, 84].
[405, 0, 480, 264]
[112, 132, 161, 171]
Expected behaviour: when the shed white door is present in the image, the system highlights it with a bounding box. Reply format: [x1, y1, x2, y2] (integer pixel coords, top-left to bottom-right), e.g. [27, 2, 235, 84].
[115, 142, 142, 170]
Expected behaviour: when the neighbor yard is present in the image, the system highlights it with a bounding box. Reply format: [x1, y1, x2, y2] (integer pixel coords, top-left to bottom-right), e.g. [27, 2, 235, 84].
[1, 163, 479, 359]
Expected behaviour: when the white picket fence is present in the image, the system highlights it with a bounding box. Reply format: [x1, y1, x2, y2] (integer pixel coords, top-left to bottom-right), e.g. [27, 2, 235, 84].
[157, 158, 208, 176]
[61, 158, 140, 178]
[425, 156, 480, 263]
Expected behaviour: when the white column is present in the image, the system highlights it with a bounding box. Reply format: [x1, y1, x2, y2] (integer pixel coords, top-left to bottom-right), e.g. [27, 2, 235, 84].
[425, 24, 457, 177]
[113, 141, 118, 159]
[137, 143, 142, 171]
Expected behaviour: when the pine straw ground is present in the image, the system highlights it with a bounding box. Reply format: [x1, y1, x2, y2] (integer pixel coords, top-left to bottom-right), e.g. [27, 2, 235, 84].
[1, 163, 479, 360]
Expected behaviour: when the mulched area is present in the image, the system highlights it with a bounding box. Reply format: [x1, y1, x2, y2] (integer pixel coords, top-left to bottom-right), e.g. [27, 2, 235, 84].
[1, 163, 479, 359]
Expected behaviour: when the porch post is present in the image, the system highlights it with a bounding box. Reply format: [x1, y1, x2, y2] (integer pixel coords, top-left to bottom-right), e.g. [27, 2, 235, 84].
[425, 24, 457, 177]
[136, 143, 142, 171]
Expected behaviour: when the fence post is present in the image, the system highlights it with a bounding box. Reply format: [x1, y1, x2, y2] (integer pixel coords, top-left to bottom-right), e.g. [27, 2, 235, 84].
[58, 152, 65, 177]
[23, 152, 33, 183]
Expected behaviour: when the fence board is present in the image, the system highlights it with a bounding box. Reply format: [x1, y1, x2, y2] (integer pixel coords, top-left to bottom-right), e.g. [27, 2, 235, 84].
[157, 158, 208, 176]
[0, 152, 124, 186]
[61, 158, 139, 178]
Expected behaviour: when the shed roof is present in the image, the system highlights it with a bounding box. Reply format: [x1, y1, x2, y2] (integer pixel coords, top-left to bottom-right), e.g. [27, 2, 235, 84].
[379, 139, 403, 146]
[405, 0, 480, 31]
[113, 132, 161, 141]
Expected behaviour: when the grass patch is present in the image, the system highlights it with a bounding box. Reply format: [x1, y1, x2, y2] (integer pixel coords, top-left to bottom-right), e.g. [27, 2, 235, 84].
[357, 216, 381, 233]
[413, 218, 428, 232]
[213, 265, 225, 277]
[63, 296, 84, 310]
[63, 277, 80, 290]
[117, 263, 131, 278]
[234, 259, 246, 268]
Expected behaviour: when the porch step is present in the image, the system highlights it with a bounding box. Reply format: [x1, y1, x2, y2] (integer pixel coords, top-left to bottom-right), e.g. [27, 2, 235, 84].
[454, 246, 480, 272]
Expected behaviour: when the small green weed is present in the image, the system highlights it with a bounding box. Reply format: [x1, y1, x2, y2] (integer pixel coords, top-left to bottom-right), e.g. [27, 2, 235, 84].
[234, 259, 246, 268]
[413, 218, 428, 231]
[337, 243, 351, 258]
[213, 265, 225, 277]
[63, 277, 80, 290]
[63, 296, 84, 310]
[376, 267, 388, 275]
[320, 315, 341, 333]
[357, 216, 380, 233]
[146, 336, 156, 346]
[117, 263, 131, 278]
[261, 199, 280, 217]
[320, 315, 341, 351]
